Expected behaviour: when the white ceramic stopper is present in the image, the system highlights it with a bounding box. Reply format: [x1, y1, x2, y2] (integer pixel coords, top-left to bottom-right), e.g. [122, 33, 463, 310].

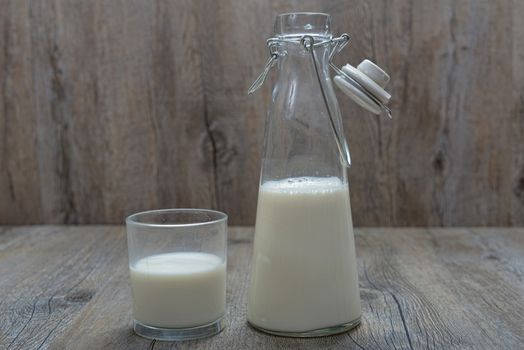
[334, 59, 391, 115]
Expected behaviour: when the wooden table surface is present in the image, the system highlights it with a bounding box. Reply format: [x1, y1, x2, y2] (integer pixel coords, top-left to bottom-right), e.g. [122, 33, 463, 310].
[0, 226, 523, 349]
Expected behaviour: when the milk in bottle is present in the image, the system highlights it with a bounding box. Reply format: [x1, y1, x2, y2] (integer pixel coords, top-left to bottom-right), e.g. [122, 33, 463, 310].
[248, 177, 361, 333]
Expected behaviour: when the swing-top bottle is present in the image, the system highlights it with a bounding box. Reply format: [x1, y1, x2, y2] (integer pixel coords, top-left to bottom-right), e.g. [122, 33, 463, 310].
[247, 12, 362, 336]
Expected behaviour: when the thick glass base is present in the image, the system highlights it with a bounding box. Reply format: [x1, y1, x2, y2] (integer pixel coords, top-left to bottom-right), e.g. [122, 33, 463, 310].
[133, 316, 225, 341]
[248, 316, 361, 338]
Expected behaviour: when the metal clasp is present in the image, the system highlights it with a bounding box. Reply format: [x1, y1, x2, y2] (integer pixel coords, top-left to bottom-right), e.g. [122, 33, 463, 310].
[301, 35, 352, 168]
[247, 42, 279, 94]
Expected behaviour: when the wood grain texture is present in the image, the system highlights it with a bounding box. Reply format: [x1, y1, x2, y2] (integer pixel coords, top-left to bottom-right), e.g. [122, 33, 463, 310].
[0, 226, 523, 349]
[1, 0, 523, 225]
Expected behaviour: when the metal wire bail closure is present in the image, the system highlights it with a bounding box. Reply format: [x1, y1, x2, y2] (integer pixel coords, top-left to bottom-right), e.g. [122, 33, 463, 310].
[300, 35, 352, 168]
[248, 33, 391, 116]
[247, 43, 279, 95]
[247, 33, 392, 168]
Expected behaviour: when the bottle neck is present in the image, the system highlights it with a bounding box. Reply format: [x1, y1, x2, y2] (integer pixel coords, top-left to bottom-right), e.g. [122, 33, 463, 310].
[275, 42, 331, 80]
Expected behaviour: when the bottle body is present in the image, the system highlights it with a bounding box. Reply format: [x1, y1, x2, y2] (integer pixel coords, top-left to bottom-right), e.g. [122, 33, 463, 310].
[247, 13, 361, 336]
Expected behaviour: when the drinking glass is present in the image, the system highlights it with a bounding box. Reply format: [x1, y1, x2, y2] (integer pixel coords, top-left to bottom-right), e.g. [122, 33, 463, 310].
[126, 209, 227, 341]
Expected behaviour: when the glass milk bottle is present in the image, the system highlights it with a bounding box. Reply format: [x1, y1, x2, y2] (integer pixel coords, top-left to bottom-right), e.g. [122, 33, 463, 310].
[247, 12, 391, 337]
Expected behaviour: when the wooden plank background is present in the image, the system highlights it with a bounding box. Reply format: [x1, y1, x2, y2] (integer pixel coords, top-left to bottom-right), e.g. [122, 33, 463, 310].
[1, 0, 523, 226]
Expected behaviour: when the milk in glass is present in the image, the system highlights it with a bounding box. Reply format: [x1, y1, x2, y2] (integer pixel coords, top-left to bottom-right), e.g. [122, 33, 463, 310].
[130, 252, 226, 328]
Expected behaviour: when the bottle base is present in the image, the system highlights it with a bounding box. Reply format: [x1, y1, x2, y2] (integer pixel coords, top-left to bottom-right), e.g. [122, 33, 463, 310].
[248, 316, 361, 338]
[133, 316, 225, 341]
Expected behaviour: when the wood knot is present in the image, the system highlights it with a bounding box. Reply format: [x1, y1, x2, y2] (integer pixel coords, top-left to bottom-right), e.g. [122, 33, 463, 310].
[214, 131, 238, 166]
[65, 289, 95, 303]
[433, 151, 445, 173]
[513, 172, 524, 202]
[201, 129, 238, 168]
[485, 254, 500, 261]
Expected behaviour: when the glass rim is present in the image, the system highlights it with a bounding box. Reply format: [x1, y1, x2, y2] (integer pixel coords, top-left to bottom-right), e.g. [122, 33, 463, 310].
[126, 208, 227, 228]
[274, 12, 332, 40]
[276, 12, 330, 18]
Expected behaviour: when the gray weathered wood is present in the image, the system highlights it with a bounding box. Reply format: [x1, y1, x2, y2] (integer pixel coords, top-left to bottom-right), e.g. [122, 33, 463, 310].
[1, 0, 524, 226]
[0, 226, 522, 349]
